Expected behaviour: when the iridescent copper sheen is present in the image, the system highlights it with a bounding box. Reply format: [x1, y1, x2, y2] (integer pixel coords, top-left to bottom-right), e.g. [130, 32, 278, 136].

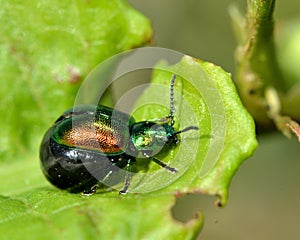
[61, 121, 125, 153]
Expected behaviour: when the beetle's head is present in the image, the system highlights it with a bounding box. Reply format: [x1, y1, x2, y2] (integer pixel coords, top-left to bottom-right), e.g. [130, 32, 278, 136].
[129, 121, 198, 158]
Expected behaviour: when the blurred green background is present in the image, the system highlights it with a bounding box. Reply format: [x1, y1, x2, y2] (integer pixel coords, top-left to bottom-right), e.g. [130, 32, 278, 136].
[127, 0, 300, 239]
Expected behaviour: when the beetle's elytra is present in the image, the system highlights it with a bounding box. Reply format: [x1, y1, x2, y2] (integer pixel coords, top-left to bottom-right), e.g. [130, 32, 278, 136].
[40, 75, 198, 195]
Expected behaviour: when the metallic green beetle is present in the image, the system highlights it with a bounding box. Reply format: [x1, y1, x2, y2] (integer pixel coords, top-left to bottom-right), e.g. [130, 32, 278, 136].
[40, 75, 198, 194]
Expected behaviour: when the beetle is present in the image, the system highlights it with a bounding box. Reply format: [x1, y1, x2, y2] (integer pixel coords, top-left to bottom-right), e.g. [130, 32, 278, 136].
[40, 74, 198, 195]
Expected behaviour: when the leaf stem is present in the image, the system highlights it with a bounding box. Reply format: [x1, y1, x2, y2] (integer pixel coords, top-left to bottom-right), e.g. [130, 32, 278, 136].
[231, 0, 300, 140]
[231, 0, 285, 126]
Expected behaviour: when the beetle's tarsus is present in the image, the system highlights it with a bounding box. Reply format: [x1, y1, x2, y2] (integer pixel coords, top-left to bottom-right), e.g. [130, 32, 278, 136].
[82, 184, 98, 196]
[119, 177, 131, 195]
[165, 165, 178, 173]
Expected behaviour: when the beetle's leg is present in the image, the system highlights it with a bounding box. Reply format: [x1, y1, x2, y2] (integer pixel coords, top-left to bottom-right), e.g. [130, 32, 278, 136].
[143, 153, 177, 173]
[102, 170, 113, 182]
[119, 159, 134, 195]
[82, 184, 99, 196]
[150, 157, 177, 173]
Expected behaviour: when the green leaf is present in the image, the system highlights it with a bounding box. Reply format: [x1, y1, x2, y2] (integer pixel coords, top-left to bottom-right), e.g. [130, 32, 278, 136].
[0, 0, 152, 162]
[0, 1, 257, 239]
[0, 190, 203, 240]
[130, 56, 257, 206]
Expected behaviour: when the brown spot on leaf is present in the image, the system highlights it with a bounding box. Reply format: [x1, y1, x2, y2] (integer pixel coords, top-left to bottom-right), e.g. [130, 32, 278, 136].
[67, 65, 81, 84]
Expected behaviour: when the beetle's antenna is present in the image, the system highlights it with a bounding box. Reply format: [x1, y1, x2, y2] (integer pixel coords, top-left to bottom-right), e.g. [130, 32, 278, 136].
[174, 126, 199, 135]
[169, 74, 176, 126]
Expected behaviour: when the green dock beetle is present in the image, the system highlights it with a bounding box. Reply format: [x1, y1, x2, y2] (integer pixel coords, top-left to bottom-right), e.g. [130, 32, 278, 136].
[40, 75, 198, 194]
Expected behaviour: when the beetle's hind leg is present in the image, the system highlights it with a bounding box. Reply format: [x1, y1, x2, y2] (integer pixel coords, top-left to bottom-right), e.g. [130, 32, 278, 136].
[119, 158, 134, 195]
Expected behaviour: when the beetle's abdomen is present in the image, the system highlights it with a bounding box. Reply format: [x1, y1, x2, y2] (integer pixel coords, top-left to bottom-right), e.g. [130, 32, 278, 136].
[39, 105, 136, 193]
[52, 107, 134, 155]
[59, 121, 125, 154]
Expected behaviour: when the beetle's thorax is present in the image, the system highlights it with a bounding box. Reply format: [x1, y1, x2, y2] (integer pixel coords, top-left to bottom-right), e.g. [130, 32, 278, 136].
[128, 121, 177, 158]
